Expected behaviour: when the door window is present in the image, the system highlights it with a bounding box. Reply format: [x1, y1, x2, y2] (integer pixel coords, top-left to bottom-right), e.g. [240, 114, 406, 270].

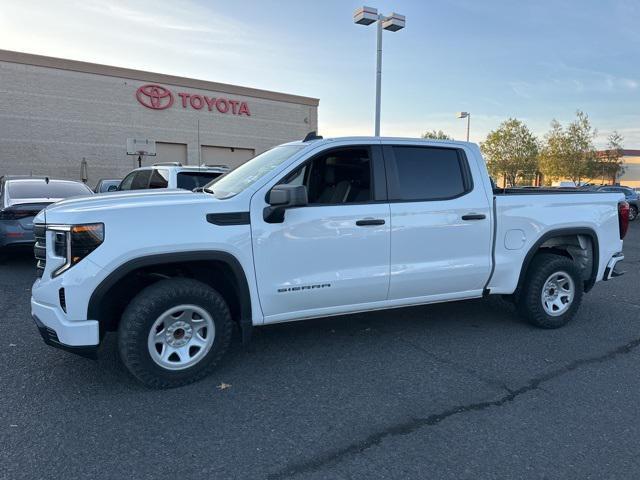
[387, 147, 470, 201]
[149, 169, 169, 189]
[282, 148, 372, 204]
[120, 170, 152, 191]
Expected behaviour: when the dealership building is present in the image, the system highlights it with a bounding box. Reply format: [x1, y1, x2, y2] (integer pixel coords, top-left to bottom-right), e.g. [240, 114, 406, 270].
[0, 50, 319, 185]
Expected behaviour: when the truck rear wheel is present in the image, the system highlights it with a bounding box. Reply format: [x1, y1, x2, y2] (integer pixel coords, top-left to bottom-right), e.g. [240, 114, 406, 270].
[118, 278, 233, 388]
[516, 253, 583, 329]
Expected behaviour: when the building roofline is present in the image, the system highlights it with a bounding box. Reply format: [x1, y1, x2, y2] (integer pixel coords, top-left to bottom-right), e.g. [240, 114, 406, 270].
[0, 49, 320, 107]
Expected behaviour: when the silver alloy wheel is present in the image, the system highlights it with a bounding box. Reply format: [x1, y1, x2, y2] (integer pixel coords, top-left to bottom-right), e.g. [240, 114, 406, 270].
[541, 271, 575, 317]
[630, 206, 638, 221]
[147, 304, 215, 371]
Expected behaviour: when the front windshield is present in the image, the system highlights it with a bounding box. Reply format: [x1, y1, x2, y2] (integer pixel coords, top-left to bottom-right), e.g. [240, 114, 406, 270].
[205, 145, 305, 199]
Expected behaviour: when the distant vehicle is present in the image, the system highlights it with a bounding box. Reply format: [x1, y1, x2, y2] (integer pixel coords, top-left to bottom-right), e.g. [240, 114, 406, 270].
[118, 163, 230, 192]
[587, 185, 639, 221]
[0, 177, 92, 250]
[94, 179, 121, 193]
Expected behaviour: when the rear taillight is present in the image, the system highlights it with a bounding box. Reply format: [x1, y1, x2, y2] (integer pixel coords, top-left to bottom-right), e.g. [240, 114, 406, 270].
[619, 201, 630, 239]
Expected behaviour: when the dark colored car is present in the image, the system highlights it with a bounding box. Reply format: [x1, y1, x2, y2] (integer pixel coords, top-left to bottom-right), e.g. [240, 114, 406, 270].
[0, 177, 93, 249]
[591, 186, 639, 221]
[94, 178, 121, 193]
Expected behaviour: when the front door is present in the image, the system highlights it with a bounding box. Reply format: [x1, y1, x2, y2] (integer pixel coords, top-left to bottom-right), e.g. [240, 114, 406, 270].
[251, 145, 391, 323]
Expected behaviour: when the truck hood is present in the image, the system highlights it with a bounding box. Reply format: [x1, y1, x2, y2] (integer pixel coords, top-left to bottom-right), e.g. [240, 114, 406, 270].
[35, 189, 234, 224]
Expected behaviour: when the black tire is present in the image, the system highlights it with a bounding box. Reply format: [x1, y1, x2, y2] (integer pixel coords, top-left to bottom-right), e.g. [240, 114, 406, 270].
[118, 278, 233, 388]
[629, 205, 638, 222]
[516, 253, 583, 329]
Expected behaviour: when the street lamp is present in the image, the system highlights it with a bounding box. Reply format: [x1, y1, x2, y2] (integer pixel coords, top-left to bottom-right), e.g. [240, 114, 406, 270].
[354, 6, 406, 136]
[457, 112, 471, 141]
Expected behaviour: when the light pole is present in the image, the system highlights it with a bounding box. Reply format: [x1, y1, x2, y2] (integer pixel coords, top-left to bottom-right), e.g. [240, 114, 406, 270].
[457, 112, 470, 141]
[354, 6, 406, 136]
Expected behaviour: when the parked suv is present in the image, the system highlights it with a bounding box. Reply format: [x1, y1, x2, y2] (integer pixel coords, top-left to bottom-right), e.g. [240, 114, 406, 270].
[1, 176, 92, 250]
[31, 136, 627, 388]
[118, 163, 230, 192]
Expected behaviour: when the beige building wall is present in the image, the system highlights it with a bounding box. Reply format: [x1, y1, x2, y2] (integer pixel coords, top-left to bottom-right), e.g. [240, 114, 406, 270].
[0, 50, 319, 186]
[619, 153, 640, 188]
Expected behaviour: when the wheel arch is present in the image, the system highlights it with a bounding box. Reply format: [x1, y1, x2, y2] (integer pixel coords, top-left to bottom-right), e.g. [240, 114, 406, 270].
[88, 251, 253, 342]
[515, 227, 600, 293]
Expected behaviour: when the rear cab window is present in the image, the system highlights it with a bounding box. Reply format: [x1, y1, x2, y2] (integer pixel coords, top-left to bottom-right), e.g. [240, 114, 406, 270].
[384, 146, 472, 201]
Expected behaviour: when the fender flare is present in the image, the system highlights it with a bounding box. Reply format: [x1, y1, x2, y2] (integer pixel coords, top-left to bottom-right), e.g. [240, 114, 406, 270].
[515, 227, 600, 293]
[87, 250, 253, 342]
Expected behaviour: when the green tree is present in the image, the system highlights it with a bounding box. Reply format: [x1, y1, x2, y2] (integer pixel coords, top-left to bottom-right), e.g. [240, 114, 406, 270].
[597, 131, 625, 185]
[480, 118, 539, 186]
[539, 110, 598, 185]
[422, 129, 452, 140]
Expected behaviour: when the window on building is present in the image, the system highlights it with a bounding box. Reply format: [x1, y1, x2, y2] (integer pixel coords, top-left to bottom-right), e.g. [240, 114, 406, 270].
[389, 147, 468, 201]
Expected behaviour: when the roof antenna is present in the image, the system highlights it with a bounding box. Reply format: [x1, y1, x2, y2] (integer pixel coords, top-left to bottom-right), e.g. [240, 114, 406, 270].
[303, 131, 323, 142]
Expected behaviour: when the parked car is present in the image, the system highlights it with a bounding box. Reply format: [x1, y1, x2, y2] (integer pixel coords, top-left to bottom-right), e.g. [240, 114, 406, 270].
[0, 176, 92, 250]
[118, 163, 230, 192]
[94, 178, 121, 193]
[31, 136, 628, 388]
[586, 185, 638, 221]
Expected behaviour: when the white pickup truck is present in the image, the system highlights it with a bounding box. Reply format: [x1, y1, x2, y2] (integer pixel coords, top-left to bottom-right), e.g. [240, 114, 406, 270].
[31, 136, 629, 388]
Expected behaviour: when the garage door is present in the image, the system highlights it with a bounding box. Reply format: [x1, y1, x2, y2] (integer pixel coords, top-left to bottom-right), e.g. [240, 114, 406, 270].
[149, 142, 188, 166]
[201, 146, 255, 169]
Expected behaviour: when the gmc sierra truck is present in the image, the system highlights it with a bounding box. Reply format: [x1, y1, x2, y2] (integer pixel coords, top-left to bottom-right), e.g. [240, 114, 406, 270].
[31, 136, 629, 388]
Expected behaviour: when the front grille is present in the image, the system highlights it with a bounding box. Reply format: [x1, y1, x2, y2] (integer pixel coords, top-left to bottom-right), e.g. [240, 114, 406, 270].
[33, 224, 46, 277]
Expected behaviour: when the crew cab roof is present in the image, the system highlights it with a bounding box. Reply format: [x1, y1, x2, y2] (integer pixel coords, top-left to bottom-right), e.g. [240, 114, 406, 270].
[281, 136, 473, 149]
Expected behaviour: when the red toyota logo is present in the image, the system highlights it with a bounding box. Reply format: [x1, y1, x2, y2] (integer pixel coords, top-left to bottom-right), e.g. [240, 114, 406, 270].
[136, 84, 174, 110]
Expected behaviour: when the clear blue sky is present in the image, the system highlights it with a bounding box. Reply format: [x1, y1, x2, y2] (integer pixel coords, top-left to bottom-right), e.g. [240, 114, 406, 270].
[2, 0, 638, 146]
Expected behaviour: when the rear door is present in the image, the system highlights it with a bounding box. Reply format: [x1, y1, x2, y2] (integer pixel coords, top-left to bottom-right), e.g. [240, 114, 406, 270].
[383, 143, 492, 300]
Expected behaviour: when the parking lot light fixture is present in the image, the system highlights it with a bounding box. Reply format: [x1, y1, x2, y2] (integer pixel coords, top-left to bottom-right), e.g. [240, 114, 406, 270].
[457, 111, 471, 141]
[353, 6, 406, 137]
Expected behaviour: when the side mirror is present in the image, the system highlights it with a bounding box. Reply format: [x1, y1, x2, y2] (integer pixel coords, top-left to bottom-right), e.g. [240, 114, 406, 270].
[264, 185, 308, 223]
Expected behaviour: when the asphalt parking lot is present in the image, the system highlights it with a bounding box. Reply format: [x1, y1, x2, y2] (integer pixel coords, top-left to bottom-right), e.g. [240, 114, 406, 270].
[1, 224, 639, 480]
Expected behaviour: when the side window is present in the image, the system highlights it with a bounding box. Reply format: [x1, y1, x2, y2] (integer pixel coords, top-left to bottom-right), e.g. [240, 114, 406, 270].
[130, 170, 152, 190]
[282, 148, 372, 205]
[389, 147, 469, 201]
[118, 172, 136, 191]
[149, 169, 169, 189]
[177, 172, 224, 190]
[120, 171, 151, 190]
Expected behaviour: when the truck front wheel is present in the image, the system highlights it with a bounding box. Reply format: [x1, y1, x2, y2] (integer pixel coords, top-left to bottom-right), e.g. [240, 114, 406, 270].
[516, 253, 583, 329]
[118, 278, 233, 388]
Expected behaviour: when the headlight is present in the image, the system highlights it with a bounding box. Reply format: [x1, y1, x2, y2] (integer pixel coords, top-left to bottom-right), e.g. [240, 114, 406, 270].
[50, 223, 104, 277]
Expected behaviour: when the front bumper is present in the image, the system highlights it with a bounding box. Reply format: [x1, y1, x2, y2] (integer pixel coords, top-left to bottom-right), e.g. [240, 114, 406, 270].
[31, 297, 99, 357]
